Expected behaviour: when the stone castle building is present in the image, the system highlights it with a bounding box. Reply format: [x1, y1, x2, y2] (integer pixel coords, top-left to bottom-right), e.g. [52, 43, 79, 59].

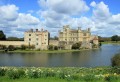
[0, 25, 98, 50]
[24, 29, 50, 50]
[59, 25, 98, 49]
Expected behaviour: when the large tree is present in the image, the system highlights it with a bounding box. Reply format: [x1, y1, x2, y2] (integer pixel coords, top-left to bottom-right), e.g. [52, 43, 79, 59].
[0, 30, 6, 40]
[111, 35, 120, 42]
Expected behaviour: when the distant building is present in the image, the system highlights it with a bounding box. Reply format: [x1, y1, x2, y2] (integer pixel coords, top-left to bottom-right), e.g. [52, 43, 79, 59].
[24, 29, 50, 50]
[0, 25, 98, 50]
[59, 25, 98, 49]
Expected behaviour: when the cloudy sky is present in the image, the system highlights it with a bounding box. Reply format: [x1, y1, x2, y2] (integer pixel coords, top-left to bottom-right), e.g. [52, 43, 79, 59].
[0, 0, 120, 37]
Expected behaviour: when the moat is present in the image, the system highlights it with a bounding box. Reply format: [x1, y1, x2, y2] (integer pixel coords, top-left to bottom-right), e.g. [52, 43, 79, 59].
[0, 44, 120, 67]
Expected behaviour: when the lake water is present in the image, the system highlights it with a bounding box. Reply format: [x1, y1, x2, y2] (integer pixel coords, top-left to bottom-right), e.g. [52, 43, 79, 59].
[0, 44, 120, 67]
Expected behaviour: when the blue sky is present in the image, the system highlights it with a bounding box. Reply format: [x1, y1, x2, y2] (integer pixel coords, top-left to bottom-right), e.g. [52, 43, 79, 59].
[0, 0, 120, 37]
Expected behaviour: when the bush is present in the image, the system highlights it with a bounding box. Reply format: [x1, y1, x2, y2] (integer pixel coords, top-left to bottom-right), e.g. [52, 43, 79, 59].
[111, 53, 120, 67]
[21, 45, 28, 50]
[0, 45, 7, 50]
[27, 69, 39, 78]
[48, 45, 54, 50]
[112, 67, 120, 74]
[8, 45, 15, 51]
[54, 46, 58, 50]
[6, 68, 25, 79]
[72, 42, 81, 49]
[0, 68, 7, 76]
[92, 44, 98, 48]
[83, 74, 96, 82]
[104, 75, 119, 82]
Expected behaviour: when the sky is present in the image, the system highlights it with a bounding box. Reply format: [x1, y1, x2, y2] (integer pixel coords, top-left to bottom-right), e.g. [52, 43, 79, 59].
[0, 0, 120, 38]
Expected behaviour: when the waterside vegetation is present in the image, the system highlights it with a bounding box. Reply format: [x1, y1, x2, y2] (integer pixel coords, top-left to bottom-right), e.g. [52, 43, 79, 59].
[0, 67, 120, 82]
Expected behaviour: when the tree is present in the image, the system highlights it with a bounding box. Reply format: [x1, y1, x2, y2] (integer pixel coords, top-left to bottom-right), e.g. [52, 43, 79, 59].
[0, 30, 6, 40]
[8, 45, 15, 51]
[54, 46, 58, 50]
[111, 53, 120, 67]
[21, 45, 28, 50]
[111, 35, 119, 42]
[48, 45, 54, 50]
[72, 42, 82, 50]
[0, 45, 7, 50]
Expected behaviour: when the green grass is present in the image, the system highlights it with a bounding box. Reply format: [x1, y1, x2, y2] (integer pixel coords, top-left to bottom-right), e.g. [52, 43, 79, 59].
[2, 49, 98, 54]
[0, 67, 120, 82]
[101, 41, 120, 44]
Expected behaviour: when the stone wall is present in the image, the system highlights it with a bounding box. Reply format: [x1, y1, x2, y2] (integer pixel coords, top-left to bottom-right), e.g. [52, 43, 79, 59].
[0, 41, 25, 47]
[49, 40, 59, 46]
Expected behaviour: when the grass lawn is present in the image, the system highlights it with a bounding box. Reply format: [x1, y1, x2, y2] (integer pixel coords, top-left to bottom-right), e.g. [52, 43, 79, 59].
[3, 49, 98, 54]
[101, 41, 120, 44]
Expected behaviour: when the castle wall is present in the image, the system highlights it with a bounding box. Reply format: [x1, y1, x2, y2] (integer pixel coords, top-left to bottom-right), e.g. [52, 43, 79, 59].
[49, 40, 59, 46]
[0, 41, 25, 47]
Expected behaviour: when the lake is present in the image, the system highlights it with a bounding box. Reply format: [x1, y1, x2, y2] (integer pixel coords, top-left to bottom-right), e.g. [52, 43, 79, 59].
[0, 44, 120, 67]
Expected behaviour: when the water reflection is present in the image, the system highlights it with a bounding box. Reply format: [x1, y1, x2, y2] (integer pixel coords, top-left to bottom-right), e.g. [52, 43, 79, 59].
[0, 44, 120, 67]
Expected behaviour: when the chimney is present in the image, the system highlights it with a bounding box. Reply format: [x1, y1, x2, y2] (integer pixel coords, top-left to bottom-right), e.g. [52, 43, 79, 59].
[36, 29, 38, 32]
[41, 28, 43, 31]
[30, 29, 33, 32]
[88, 28, 90, 31]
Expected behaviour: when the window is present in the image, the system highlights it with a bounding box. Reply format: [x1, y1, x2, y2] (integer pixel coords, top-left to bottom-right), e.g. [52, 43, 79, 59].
[83, 33, 86, 36]
[36, 43, 38, 45]
[36, 38, 38, 41]
[29, 34, 31, 36]
[29, 38, 31, 41]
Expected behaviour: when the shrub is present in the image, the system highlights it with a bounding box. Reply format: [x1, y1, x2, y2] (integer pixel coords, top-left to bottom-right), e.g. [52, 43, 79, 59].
[6, 69, 20, 79]
[44, 70, 56, 77]
[104, 75, 119, 82]
[27, 69, 39, 78]
[6, 68, 25, 79]
[48, 45, 54, 50]
[112, 67, 120, 74]
[83, 74, 96, 82]
[111, 53, 120, 67]
[54, 46, 58, 50]
[21, 45, 27, 50]
[72, 42, 81, 49]
[92, 44, 98, 48]
[0, 45, 7, 50]
[8, 45, 15, 51]
[0, 68, 7, 76]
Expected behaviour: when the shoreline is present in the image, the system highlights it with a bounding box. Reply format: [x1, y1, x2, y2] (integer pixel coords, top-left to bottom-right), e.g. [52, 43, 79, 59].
[0, 48, 99, 54]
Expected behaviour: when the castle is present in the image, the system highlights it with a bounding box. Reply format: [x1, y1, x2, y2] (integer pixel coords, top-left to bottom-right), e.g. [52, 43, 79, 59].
[0, 25, 98, 50]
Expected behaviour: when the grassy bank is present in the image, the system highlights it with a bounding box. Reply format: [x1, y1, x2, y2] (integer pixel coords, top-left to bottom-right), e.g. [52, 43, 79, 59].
[0, 49, 99, 54]
[102, 41, 120, 44]
[0, 67, 120, 82]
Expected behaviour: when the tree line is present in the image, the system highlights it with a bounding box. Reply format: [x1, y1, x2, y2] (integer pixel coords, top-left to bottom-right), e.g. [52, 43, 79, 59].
[0, 30, 23, 41]
[99, 35, 120, 42]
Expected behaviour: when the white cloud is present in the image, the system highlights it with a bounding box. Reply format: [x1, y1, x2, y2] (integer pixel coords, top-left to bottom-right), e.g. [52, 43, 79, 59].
[90, 1, 96, 7]
[90, 1, 120, 36]
[0, 4, 18, 21]
[37, 0, 90, 36]
[38, 0, 89, 15]
[0, 1, 120, 38]
[0, 4, 41, 37]
[92, 1, 111, 21]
